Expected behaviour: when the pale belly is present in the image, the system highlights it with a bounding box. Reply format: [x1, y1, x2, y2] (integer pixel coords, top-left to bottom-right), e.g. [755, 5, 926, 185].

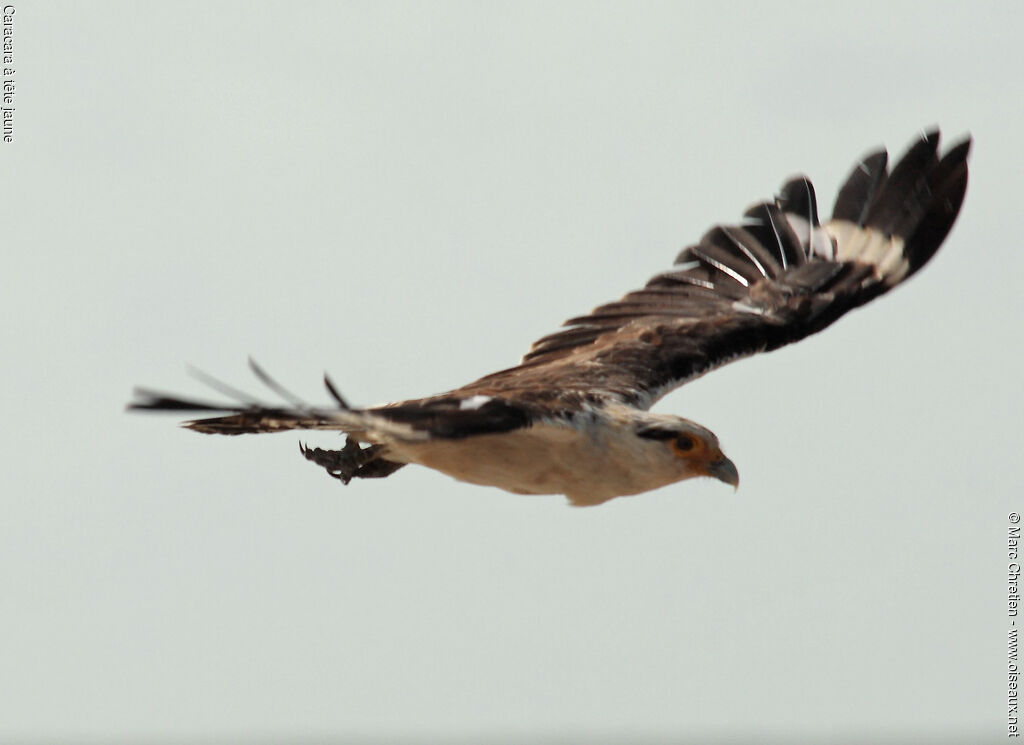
[381, 421, 680, 506]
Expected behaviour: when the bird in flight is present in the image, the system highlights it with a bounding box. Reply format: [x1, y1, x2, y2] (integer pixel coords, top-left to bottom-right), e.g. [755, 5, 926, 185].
[131, 129, 969, 506]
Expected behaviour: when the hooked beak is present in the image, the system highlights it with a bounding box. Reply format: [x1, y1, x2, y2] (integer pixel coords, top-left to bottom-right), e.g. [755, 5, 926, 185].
[706, 455, 740, 490]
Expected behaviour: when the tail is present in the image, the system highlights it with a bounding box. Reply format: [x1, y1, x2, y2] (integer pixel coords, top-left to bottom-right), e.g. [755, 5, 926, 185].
[129, 358, 380, 437]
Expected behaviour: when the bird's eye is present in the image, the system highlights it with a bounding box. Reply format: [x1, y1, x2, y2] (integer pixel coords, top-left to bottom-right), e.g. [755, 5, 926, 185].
[672, 435, 697, 455]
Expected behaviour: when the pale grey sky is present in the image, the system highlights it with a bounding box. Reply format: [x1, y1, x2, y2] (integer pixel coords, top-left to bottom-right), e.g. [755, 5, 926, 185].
[3, 2, 1022, 743]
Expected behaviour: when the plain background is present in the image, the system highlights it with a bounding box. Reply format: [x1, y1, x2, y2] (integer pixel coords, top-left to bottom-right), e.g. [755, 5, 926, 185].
[3, 2, 1022, 743]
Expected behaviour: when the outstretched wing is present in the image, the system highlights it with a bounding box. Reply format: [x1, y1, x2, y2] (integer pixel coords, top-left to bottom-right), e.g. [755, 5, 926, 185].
[459, 129, 969, 410]
[130, 129, 970, 435]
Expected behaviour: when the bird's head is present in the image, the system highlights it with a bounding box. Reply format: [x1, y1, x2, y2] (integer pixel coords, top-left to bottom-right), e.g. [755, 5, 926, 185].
[634, 414, 739, 489]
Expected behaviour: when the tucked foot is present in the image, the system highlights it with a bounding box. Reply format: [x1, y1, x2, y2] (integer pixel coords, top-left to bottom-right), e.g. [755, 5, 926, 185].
[299, 437, 373, 484]
[299, 437, 405, 484]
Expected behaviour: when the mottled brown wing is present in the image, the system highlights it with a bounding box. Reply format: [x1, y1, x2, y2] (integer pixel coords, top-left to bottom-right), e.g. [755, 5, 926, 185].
[130, 130, 970, 437]
[462, 130, 969, 410]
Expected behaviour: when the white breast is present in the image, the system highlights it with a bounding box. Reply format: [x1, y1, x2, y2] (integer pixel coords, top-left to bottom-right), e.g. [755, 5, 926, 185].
[383, 418, 686, 506]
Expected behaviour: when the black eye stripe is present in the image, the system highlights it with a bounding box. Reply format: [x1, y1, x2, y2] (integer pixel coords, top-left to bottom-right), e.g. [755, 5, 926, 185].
[635, 425, 679, 440]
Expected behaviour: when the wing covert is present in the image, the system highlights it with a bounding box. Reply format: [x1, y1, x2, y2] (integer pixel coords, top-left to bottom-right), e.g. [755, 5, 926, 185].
[466, 130, 969, 410]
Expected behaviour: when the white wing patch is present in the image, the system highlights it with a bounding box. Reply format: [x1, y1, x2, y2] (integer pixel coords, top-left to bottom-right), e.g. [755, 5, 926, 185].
[826, 219, 909, 285]
[731, 301, 767, 315]
[459, 394, 493, 411]
[783, 213, 837, 260]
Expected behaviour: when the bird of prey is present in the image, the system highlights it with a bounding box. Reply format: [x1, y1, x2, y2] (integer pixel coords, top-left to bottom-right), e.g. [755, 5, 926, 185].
[131, 129, 969, 506]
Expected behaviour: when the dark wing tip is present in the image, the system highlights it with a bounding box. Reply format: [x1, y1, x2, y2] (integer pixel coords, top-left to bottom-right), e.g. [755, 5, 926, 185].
[921, 126, 941, 145]
[862, 130, 943, 237]
[828, 128, 970, 282]
[902, 133, 971, 277]
[831, 149, 889, 225]
[776, 176, 819, 227]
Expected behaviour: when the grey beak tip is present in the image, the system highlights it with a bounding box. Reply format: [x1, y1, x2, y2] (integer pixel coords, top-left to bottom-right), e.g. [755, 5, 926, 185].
[708, 456, 740, 490]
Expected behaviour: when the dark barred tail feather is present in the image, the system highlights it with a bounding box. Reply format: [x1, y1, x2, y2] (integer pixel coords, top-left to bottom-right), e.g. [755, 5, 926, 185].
[128, 358, 358, 435]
